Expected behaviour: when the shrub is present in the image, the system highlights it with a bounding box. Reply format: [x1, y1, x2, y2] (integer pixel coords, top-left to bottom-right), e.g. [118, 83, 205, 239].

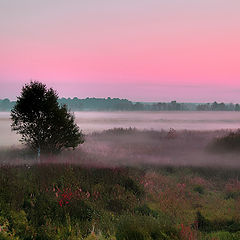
[0, 232, 19, 240]
[68, 200, 94, 222]
[121, 177, 144, 198]
[134, 204, 159, 218]
[9, 210, 34, 239]
[225, 191, 240, 200]
[195, 211, 211, 232]
[116, 216, 179, 240]
[211, 130, 240, 152]
[106, 199, 129, 214]
[195, 211, 240, 233]
[0, 216, 19, 240]
[193, 185, 205, 194]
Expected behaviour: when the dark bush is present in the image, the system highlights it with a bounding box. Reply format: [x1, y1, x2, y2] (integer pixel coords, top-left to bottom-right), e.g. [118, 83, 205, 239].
[225, 191, 240, 200]
[196, 211, 240, 233]
[106, 199, 129, 214]
[134, 204, 159, 218]
[196, 211, 212, 232]
[211, 130, 240, 152]
[120, 177, 144, 198]
[68, 200, 94, 221]
[193, 185, 205, 194]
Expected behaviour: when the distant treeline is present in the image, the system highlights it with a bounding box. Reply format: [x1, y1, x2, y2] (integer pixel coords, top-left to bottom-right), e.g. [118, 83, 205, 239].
[0, 98, 16, 111]
[1, 97, 240, 112]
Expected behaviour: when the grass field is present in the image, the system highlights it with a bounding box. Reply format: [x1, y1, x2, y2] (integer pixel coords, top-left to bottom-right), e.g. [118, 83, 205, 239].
[1, 129, 240, 239]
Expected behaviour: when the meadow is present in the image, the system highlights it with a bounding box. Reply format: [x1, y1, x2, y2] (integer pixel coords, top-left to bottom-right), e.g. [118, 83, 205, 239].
[1, 112, 240, 239]
[1, 160, 240, 239]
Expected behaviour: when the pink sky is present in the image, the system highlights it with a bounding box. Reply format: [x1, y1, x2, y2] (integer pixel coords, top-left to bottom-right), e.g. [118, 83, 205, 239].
[0, 0, 240, 102]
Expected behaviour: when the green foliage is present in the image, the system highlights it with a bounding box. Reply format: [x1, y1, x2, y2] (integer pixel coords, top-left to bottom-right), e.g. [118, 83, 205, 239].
[106, 199, 129, 214]
[9, 210, 34, 238]
[196, 211, 211, 232]
[134, 204, 159, 218]
[68, 200, 94, 222]
[11, 81, 84, 154]
[2, 164, 240, 239]
[0, 165, 146, 240]
[121, 177, 144, 198]
[0, 232, 19, 240]
[204, 231, 240, 240]
[196, 211, 240, 233]
[225, 191, 240, 200]
[116, 215, 179, 240]
[193, 185, 205, 194]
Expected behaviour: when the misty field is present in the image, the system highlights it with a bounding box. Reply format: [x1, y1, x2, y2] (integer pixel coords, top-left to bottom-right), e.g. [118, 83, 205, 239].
[1, 112, 240, 239]
[1, 111, 240, 146]
[1, 111, 240, 167]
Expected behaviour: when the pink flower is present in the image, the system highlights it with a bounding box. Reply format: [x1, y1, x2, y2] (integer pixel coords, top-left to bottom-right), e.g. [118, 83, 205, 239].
[86, 191, 90, 199]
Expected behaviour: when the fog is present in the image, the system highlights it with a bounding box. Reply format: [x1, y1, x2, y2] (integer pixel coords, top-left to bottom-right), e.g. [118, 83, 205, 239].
[1, 111, 240, 147]
[81, 129, 240, 168]
[1, 111, 240, 167]
[74, 111, 240, 132]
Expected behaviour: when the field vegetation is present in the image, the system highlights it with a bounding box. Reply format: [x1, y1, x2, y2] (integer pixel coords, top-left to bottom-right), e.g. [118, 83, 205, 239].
[1, 164, 240, 239]
[1, 128, 240, 239]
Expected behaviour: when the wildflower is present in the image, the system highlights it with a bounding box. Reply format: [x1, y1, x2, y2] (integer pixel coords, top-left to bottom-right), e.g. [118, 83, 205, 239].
[56, 188, 73, 207]
[86, 191, 90, 199]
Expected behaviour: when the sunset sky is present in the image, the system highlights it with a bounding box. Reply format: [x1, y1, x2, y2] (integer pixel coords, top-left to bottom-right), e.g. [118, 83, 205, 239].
[1, 0, 240, 102]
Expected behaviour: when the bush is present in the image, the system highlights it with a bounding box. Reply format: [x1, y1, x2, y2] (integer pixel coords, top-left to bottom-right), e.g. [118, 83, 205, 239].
[225, 191, 240, 200]
[120, 177, 144, 198]
[134, 204, 159, 218]
[9, 210, 34, 238]
[193, 185, 205, 194]
[116, 216, 179, 240]
[196, 211, 240, 233]
[211, 130, 240, 152]
[106, 199, 129, 214]
[68, 200, 94, 221]
[0, 232, 19, 240]
[195, 211, 211, 232]
[0, 216, 19, 240]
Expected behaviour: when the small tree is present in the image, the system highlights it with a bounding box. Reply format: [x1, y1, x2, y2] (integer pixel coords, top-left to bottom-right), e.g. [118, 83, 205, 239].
[11, 81, 84, 154]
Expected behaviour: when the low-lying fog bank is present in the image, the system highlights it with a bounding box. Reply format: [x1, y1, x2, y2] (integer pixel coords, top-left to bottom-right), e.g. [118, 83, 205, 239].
[2, 111, 240, 146]
[1, 128, 240, 168]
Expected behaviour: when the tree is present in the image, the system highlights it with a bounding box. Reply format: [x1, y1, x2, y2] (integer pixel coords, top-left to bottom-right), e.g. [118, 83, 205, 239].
[11, 81, 84, 154]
